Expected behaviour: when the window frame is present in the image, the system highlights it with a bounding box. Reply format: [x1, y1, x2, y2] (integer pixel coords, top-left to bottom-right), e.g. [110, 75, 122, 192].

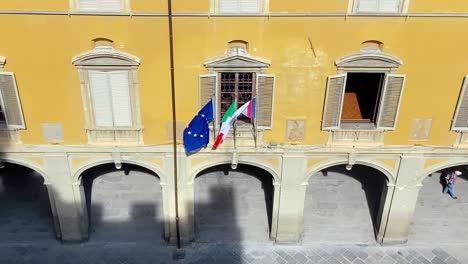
[70, 0, 130, 13]
[210, 0, 269, 14]
[349, 0, 409, 14]
[72, 44, 143, 145]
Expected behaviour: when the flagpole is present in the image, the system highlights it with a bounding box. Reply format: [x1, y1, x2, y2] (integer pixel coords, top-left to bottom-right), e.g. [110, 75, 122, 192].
[252, 117, 257, 148]
[167, 0, 181, 249]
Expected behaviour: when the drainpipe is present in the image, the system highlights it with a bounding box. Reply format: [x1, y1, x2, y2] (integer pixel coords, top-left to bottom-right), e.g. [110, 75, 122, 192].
[167, 0, 181, 249]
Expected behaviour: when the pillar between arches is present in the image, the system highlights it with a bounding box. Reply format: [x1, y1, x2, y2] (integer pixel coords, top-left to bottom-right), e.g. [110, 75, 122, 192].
[380, 155, 424, 245]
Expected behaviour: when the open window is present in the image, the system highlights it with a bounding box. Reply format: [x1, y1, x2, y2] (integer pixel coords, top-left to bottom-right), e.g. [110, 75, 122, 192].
[322, 45, 405, 131]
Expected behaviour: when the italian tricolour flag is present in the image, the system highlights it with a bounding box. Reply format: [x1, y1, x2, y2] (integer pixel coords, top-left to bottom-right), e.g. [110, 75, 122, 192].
[213, 98, 256, 148]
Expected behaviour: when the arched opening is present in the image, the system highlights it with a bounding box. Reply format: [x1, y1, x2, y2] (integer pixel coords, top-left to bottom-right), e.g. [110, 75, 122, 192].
[80, 163, 164, 243]
[194, 164, 274, 243]
[303, 164, 389, 244]
[0, 163, 55, 242]
[409, 165, 468, 244]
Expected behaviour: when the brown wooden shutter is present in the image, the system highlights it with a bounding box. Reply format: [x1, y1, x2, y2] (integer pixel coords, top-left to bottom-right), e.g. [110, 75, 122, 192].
[376, 74, 406, 130]
[256, 74, 275, 129]
[322, 74, 347, 130]
[0, 73, 25, 129]
[452, 76, 468, 131]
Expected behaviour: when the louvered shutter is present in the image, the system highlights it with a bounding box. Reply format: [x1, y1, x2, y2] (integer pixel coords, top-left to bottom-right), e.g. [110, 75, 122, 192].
[240, 0, 260, 13]
[322, 74, 347, 130]
[79, 0, 99, 11]
[0, 73, 25, 129]
[376, 74, 406, 130]
[356, 0, 378, 12]
[256, 74, 275, 129]
[219, 0, 239, 13]
[452, 77, 468, 131]
[109, 71, 132, 127]
[100, 0, 121, 12]
[380, 0, 400, 12]
[89, 71, 113, 127]
[199, 74, 218, 127]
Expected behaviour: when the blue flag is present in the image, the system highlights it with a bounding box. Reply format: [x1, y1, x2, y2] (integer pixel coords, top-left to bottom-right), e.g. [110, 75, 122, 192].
[183, 99, 213, 153]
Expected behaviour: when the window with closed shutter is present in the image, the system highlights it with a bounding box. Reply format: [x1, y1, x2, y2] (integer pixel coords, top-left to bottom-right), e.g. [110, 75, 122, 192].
[0, 73, 25, 129]
[218, 0, 261, 13]
[78, 0, 122, 12]
[452, 77, 468, 131]
[89, 71, 132, 128]
[356, 0, 401, 13]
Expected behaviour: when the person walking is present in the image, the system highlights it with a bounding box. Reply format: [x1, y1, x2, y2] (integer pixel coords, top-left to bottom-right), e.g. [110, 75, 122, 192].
[443, 170, 462, 199]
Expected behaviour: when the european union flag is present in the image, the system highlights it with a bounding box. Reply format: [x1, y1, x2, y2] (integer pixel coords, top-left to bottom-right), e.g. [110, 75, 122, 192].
[183, 99, 213, 153]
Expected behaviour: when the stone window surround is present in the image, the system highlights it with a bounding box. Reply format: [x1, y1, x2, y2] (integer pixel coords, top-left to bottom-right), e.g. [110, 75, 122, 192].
[348, 0, 410, 14]
[203, 46, 271, 132]
[69, 0, 131, 13]
[72, 45, 143, 145]
[328, 49, 403, 146]
[0, 56, 22, 144]
[209, 0, 270, 14]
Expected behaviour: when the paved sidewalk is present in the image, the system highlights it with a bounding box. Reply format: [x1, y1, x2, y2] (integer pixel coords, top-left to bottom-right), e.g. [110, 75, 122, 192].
[0, 242, 466, 264]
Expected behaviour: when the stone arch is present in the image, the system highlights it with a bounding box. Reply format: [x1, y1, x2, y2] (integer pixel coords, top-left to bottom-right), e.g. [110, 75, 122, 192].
[190, 159, 280, 184]
[302, 159, 395, 186]
[73, 159, 166, 184]
[417, 159, 468, 185]
[0, 158, 48, 183]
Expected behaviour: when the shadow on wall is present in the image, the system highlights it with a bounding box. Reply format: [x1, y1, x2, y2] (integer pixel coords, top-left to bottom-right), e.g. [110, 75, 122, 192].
[321, 165, 388, 239]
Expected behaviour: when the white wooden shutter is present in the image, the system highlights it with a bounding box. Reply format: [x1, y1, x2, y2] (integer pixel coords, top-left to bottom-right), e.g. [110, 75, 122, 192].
[219, 0, 240, 13]
[322, 74, 347, 130]
[79, 0, 99, 11]
[240, 0, 260, 13]
[0, 73, 25, 129]
[256, 74, 275, 129]
[100, 0, 122, 12]
[376, 74, 406, 130]
[380, 0, 400, 12]
[109, 71, 132, 127]
[356, 0, 378, 12]
[89, 71, 113, 127]
[452, 77, 468, 131]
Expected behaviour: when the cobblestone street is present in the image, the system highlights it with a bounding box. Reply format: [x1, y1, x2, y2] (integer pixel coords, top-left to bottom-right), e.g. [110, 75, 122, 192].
[0, 242, 467, 264]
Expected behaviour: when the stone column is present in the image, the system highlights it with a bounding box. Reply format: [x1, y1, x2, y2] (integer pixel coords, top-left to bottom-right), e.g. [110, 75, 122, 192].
[162, 154, 178, 245]
[44, 154, 85, 241]
[380, 155, 424, 244]
[174, 154, 194, 244]
[274, 154, 307, 244]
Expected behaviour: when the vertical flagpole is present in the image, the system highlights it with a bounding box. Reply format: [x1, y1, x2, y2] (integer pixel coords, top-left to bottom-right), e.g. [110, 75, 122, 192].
[167, 0, 181, 249]
[252, 117, 257, 148]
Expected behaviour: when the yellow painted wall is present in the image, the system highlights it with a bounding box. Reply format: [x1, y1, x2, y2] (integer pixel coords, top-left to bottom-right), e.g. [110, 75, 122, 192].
[0, 1, 467, 146]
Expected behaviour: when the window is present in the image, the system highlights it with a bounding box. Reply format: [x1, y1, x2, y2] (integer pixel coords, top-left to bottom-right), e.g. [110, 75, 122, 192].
[71, 0, 129, 12]
[220, 72, 255, 124]
[214, 0, 266, 14]
[201, 43, 274, 130]
[0, 73, 26, 130]
[322, 48, 405, 131]
[72, 40, 142, 144]
[352, 0, 406, 13]
[452, 77, 468, 131]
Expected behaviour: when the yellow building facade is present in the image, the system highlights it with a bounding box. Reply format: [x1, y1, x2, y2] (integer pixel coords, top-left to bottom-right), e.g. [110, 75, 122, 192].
[1, 0, 468, 244]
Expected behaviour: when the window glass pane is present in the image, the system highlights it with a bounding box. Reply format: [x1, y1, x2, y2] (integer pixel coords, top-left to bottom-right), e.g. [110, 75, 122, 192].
[219, 72, 254, 124]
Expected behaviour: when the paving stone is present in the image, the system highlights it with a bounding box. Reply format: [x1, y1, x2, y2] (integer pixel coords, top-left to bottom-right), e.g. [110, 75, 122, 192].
[430, 257, 446, 264]
[432, 249, 450, 261]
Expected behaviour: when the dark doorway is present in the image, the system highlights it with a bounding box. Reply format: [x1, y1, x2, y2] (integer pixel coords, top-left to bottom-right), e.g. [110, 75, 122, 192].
[194, 164, 274, 243]
[303, 165, 388, 244]
[81, 163, 164, 243]
[0, 163, 55, 242]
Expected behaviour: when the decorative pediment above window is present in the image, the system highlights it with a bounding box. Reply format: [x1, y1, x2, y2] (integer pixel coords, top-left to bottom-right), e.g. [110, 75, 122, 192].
[204, 47, 270, 72]
[335, 51, 402, 71]
[0, 56, 5, 69]
[72, 45, 140, 67]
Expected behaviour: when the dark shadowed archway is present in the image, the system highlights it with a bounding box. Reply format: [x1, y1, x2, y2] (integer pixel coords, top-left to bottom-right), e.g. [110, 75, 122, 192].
[194, 164, 274, 243]
[303, 164, 388, 244]
[409, 165, 468, 245]
[80, 163, 164, 243]
[0, 163, 55, 242]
